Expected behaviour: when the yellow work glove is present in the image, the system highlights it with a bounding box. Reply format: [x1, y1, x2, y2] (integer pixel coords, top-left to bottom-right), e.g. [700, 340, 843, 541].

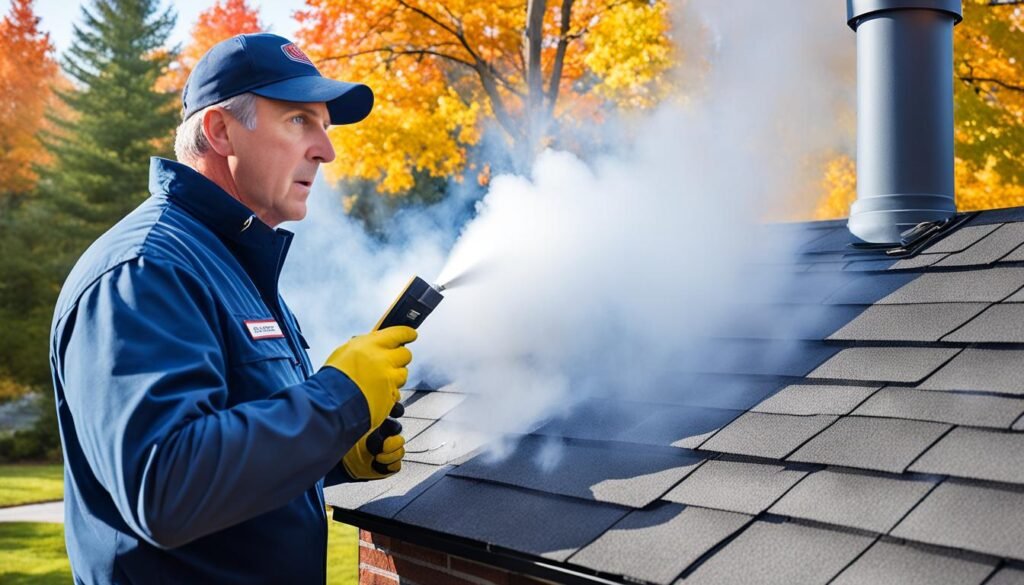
[322, 326, 417, 431]
[343, 414, 406, 480]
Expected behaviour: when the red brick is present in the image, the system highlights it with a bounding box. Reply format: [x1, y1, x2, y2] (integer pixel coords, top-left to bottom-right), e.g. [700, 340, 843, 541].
[360, 547, 397, 573]
[391, 557, 478, 585]
[390, 539, 449, 568]
[363, 531, 393, 549]
[449, 556, 511, 585]
[359, 567, 400, 585]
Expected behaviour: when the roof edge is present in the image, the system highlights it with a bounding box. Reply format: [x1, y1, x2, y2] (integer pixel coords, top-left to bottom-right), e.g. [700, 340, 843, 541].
[332, 508, 626, 585]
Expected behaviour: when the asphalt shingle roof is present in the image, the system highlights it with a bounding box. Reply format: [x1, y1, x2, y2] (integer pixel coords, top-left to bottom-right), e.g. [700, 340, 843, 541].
[328, 210, 1024, 584]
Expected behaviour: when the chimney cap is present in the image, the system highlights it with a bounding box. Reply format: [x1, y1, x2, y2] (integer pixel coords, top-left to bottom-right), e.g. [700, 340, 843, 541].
[847, 0, 963, 30]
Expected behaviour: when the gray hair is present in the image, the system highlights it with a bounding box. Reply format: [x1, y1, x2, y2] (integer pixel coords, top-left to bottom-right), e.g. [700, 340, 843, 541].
[174, 93, 258, 165]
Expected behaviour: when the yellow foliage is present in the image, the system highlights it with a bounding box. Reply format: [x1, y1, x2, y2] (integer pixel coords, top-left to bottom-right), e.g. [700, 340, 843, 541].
[813, 154, 856, 221]
[957, 155, 1024, 211]
[298, 0, 675, 197]
[584, 0, 675, 109]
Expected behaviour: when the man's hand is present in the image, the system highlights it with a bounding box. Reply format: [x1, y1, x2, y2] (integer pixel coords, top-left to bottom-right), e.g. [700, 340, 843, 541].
[343, 415, 405, 480]
[322, 326, 416, 431]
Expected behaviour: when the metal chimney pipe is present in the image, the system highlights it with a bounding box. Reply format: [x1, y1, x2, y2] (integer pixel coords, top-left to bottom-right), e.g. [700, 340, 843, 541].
[846, 0, 963, 244]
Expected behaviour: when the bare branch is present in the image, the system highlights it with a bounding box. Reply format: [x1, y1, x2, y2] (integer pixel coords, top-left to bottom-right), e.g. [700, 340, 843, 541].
[959, 74, 1024, 93]
[320, 47, 477, 70]
[547, 0, 576, 114]
[524, 0, 547, 116]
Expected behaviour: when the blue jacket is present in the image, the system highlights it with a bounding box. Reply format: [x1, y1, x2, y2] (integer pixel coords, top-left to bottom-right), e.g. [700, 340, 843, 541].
[49, 157, 370, 584]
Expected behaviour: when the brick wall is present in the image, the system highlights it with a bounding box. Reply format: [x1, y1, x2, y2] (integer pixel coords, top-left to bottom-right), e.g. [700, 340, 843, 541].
[358, 530, 559, 585]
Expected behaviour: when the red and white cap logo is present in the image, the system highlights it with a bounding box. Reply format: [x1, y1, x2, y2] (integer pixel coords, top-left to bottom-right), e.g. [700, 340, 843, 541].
[281, 43, 315, 67]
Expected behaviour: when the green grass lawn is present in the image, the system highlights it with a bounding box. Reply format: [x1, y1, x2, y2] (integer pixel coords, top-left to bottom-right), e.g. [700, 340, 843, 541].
[0, 523, 71, 584]
[0, 464, 357, 583]
[0, 520, 357, 584]
[0, 464, 63, 508]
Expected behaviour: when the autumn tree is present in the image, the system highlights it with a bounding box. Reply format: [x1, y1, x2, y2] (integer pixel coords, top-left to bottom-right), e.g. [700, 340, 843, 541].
[0, 0, 177, 391]
[297, 0, 675, 198]
[815, 0, 1024, 219]
[0, 0, 59, 203]
[158, 0, 263, 94]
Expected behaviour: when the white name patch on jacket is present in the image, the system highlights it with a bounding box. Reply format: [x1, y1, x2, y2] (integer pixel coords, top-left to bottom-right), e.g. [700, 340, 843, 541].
[244, 319, 285, 340]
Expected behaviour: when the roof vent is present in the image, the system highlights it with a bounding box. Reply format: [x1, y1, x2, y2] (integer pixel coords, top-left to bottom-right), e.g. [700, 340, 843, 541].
[846, 0, 963, 244]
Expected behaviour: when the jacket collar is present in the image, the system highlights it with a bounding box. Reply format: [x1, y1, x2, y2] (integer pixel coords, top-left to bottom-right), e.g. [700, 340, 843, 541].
[148, 156, 293, 250]
[148, 157, 294, 306]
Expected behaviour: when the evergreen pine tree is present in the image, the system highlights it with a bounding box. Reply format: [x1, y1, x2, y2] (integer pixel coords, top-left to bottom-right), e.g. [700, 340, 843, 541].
[0, 0, 180, 460]
[39, 0, 178, 249]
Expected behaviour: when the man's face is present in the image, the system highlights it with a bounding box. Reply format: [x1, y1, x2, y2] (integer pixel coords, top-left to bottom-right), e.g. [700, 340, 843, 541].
[225, 97, 335, 227]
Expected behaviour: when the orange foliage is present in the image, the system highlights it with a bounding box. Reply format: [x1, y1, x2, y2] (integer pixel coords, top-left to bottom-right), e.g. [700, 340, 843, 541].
[297, 0, 674, 194]
[0, 0, 58, 198]
[158, 0, 263, 94]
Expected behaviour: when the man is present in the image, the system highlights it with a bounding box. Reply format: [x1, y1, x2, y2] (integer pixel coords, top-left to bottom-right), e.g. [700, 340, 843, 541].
[49, 33, 413, 584]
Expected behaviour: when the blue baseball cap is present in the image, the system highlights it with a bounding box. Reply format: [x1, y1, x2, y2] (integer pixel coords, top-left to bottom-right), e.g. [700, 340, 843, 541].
[182, 33, 373, 125]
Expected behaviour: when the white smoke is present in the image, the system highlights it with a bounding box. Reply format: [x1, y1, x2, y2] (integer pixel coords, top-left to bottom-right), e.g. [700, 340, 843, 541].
[282, 0, 854, 456]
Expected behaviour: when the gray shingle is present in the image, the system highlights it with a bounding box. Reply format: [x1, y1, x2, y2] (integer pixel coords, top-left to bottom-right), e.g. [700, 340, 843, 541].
[831, 540, 997, 585]
[892, 479, 1024, 561]
[614, 405, 743, 449]
[403, 420, 500, 465]
[824, 273, 918, 304]
[324, 461, 451, 518]
[652, 375, 788, 412]
[678, 520, 875, 585]
[935, 223, 1024, 267]
[909, 427, 1024, 484]
[437, 398, 547, 436]
[398, 417, 436, 442]
[768, 468, 935, 533]
[943, 304, 1024, 343]
[697, 412, 837, 460]
[918, 349, 1024, 395]
[1005, 284, 1024, 302]
[680, 340, 838, 378]
[787, 416, 951, 473]
[878, 267, 1024, 304]
[852, 387, 1024, 428]
[922, 223, 1001, 254]
[715, 304, 864, 340]
[835, 260, 876, 270]
[394, 476, 628, 561]
[662, 458, 809, 515]
[449, 436, 705, 508]
[400, 391, 466, 419]
[568, 503, 751, 585]
[1002, 242, 1024, 263]
[751, 384, 880, 416]
[798, 228, 861, 254]
[987, 567, 1024, 585]
[534, 399, 658, 443]
[753, 271, 857, 304]
[827, 303, 987, 342]
[889, 254, 949, 270]
[808, 347, 961, 384]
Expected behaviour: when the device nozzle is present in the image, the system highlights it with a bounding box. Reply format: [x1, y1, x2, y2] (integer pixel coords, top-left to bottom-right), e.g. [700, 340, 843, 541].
[433, 283, 446, 292]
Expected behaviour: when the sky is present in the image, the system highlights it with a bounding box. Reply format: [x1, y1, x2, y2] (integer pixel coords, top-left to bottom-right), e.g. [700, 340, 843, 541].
[2, 0, 305, 57]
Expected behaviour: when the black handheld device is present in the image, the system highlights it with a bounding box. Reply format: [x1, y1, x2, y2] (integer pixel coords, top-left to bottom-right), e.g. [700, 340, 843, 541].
[373, 276, 444, 331]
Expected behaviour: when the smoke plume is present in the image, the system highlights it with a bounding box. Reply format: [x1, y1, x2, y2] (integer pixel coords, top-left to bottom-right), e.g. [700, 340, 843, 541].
[282, 0, 855, 458]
